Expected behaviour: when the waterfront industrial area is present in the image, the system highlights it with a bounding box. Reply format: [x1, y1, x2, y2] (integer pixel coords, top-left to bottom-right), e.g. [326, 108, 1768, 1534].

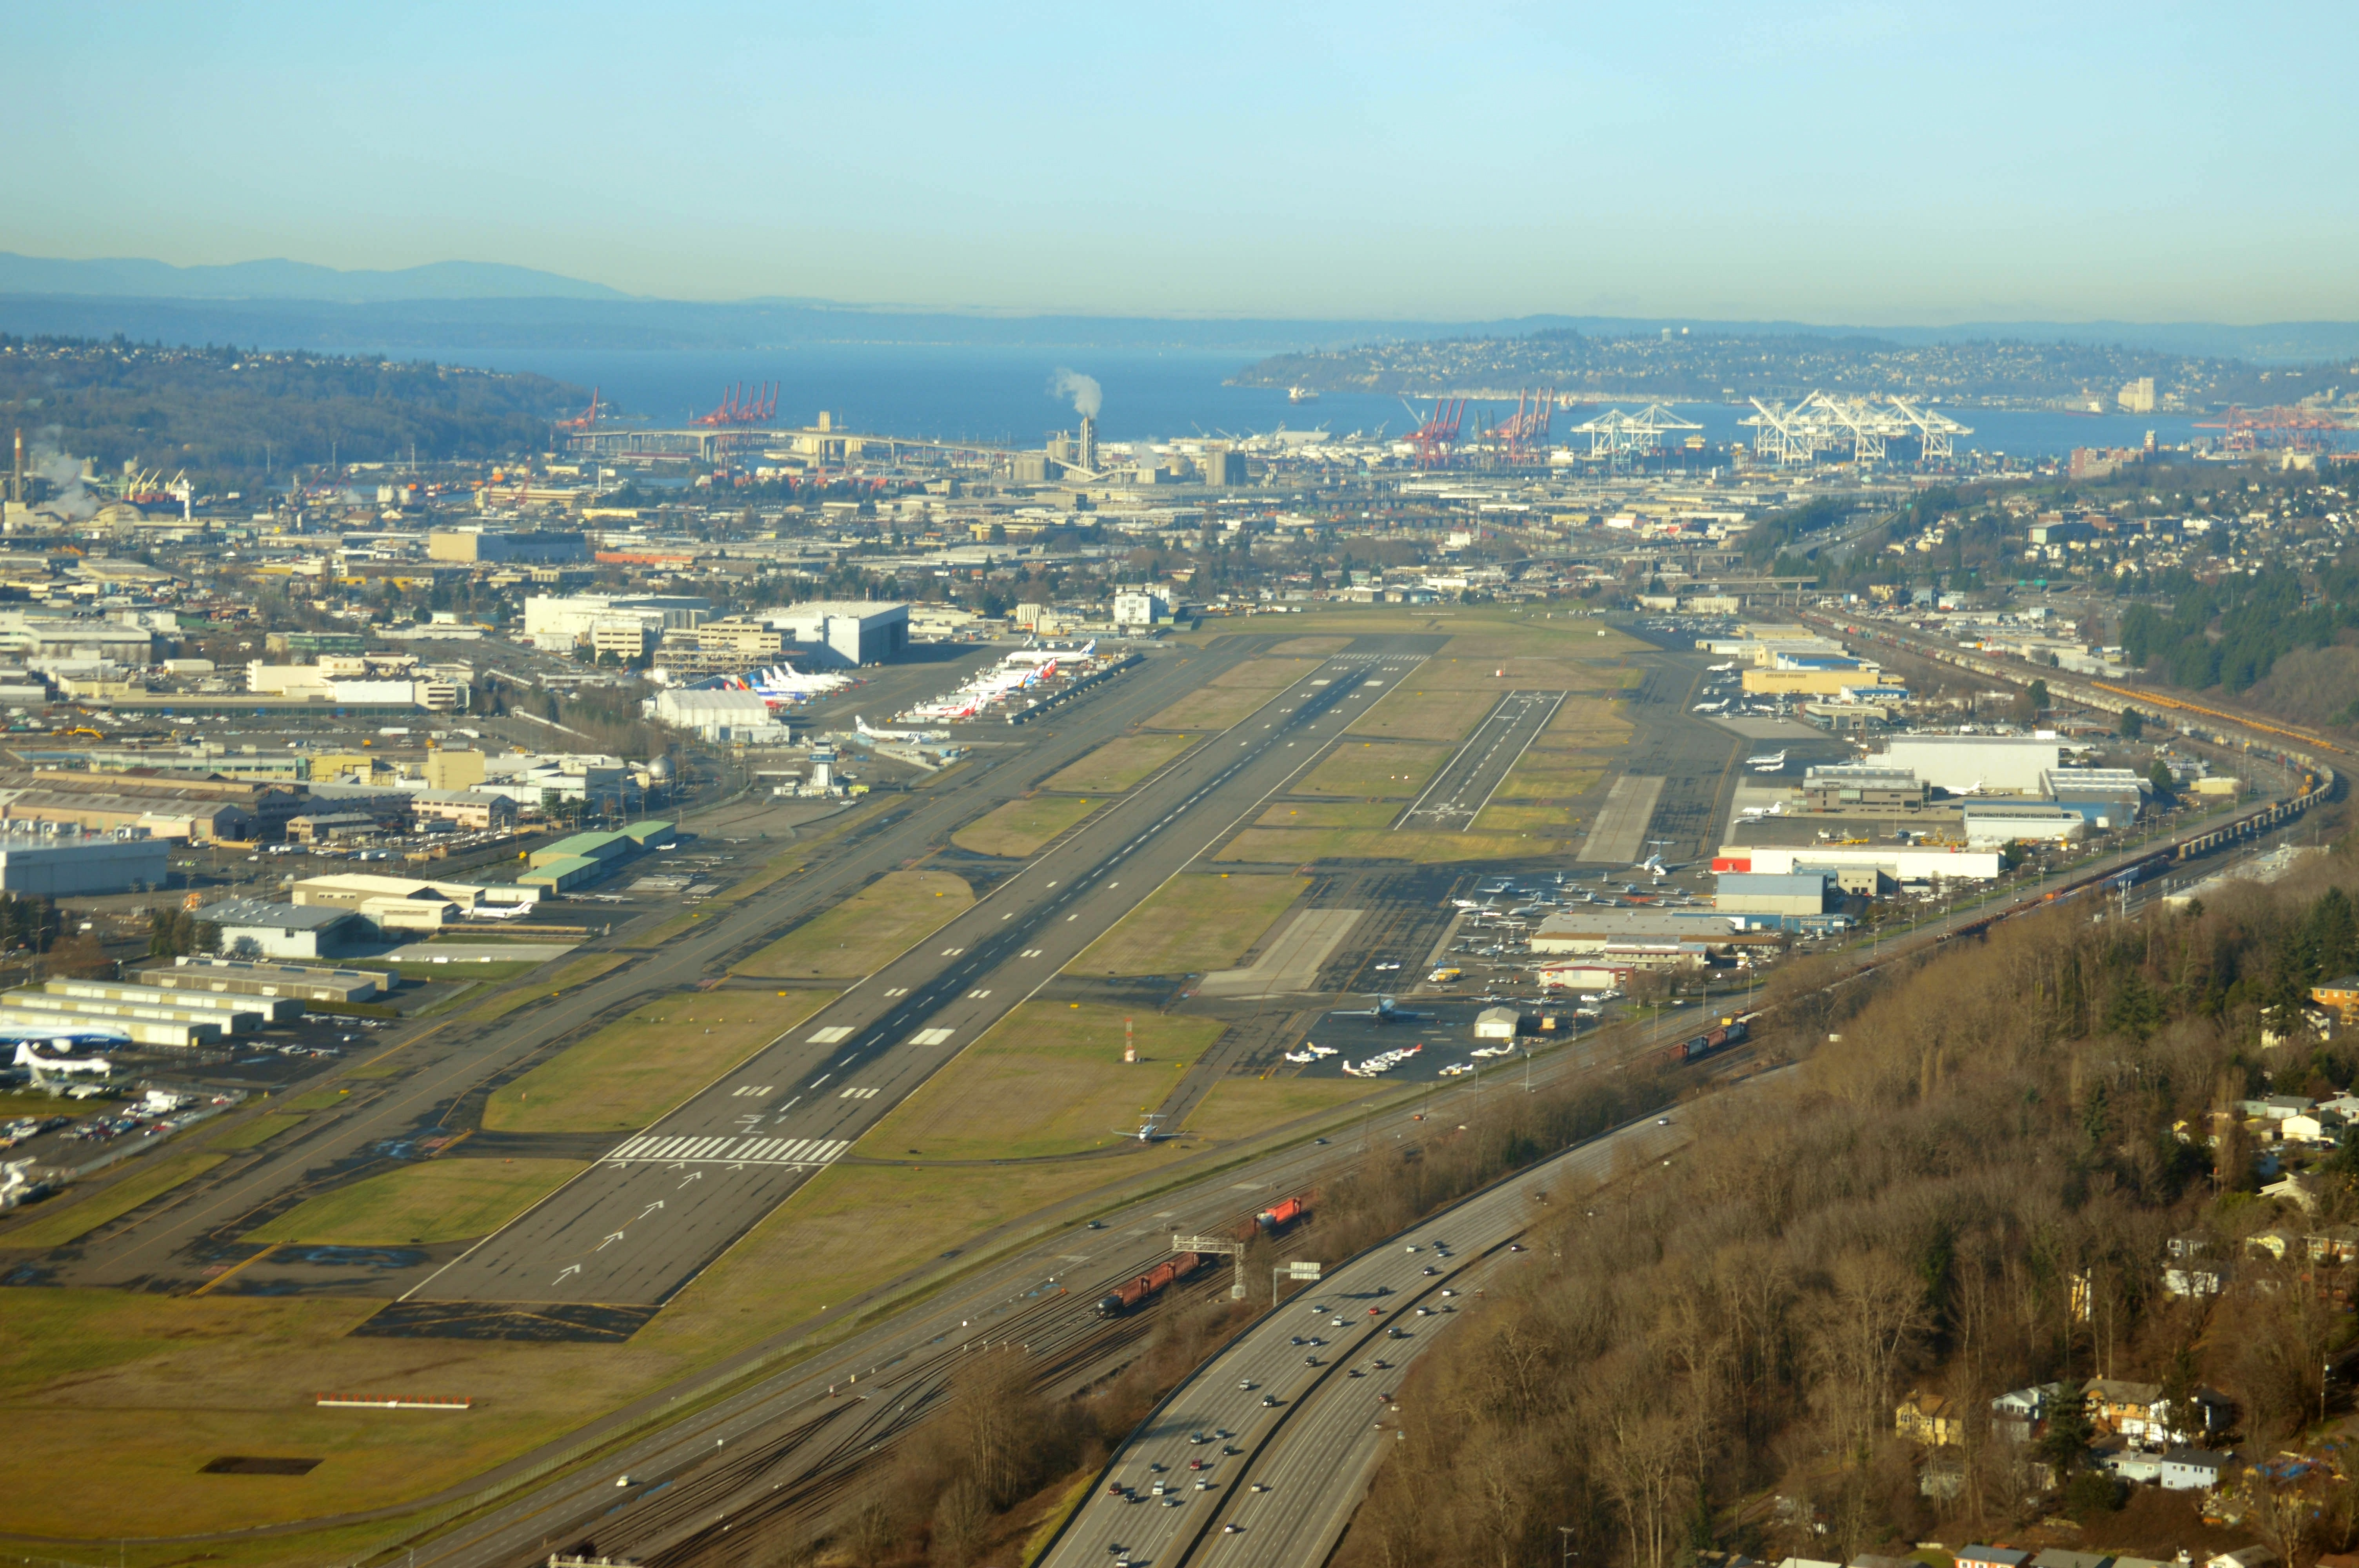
[0, 345, 2352, 1568]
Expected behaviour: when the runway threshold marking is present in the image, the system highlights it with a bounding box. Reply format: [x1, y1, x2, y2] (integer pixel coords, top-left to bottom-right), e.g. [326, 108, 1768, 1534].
[603, 1134, 851, 1166]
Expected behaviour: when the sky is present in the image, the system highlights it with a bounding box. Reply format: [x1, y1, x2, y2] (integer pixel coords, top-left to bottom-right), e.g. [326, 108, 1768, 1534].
[5, 0, 2355, 323]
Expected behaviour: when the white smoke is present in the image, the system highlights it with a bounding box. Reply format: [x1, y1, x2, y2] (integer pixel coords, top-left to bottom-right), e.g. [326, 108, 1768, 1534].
[30, 437, 98, 521]
[1049, 368, 1102, 419]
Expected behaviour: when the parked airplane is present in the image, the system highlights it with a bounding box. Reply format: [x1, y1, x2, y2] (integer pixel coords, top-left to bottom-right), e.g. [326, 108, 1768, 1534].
[854, 714, 945, 743]
[1747, 749, 1787, 770]
[1692, 700, 1729, 713]
[1707, 661, 1736, 672]
[1327, 995, 1428, 1024]
[742, 662, 852, 703]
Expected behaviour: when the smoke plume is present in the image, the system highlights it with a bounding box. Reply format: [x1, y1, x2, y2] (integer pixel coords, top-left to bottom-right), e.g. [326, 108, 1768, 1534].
[1049, 368, 1102, 419]
[31, 436, 97, 521]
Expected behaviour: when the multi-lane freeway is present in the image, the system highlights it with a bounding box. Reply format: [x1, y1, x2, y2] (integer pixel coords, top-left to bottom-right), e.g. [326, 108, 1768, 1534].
[1038, 1109, 1694, 1568]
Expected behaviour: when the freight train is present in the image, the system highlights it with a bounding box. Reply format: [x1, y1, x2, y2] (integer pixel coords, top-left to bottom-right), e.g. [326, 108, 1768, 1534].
[1661, 1018, 1748, 1068]
[1254, 1196, 1307, 1234]
[1096, 1251, 1205, 1317]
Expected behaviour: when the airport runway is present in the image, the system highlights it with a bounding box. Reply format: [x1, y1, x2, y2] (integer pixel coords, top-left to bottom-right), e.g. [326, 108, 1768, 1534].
[1392, 690, 1561, 831]
[404, 997, 1701, 1568]
[1036, 1111, 1695, 1568]
[34, 641, 1267, 1296]
[404, 644, 1435, 1309]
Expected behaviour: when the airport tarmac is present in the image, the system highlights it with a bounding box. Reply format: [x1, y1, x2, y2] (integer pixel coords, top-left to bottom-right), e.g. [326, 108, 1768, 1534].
[1391, 689, 1560, 831]
[29, 640, 1276, 1302]
[400, 642, 1439, 1312]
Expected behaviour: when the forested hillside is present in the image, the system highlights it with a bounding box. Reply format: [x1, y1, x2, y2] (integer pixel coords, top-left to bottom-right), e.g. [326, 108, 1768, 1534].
[0, 335, 582, 484]
[1340, 848, 2359, 1568]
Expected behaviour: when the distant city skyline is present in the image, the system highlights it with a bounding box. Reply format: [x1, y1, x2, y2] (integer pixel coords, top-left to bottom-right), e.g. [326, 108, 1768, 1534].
[5, 2, 2354, 324]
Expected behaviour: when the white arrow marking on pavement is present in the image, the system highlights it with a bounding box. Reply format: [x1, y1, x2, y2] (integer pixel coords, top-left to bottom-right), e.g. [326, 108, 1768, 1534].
[639, 1202, 665, 1219]
[679, 1171, 704, 1189]
[597, 1231, 625, 1250]
[553, 1265, 581, 1284]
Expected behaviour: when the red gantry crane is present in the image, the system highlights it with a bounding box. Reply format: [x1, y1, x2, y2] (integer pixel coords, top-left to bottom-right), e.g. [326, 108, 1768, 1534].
[694, 381, 779, 428]
[2195, 405, 2350, 454]
[556, 387, 604, 432]
[1489, 386, 1556, 466]
[1400, 395, 1467, 468]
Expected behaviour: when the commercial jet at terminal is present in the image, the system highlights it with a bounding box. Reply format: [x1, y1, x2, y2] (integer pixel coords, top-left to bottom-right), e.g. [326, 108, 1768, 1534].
[1747, 749, 1788, 770]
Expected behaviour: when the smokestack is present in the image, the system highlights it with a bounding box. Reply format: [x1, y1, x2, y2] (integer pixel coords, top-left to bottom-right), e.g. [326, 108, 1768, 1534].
[1079, 414, 1098, 474]
[9, 428, 20, 506]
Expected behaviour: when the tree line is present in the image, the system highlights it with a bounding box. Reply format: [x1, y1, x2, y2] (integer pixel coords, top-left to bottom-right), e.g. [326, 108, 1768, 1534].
[1336, 846, 2359, 1568]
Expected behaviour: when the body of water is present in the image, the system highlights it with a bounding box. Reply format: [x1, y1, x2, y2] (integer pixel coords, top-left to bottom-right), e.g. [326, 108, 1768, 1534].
[428, 342, 2212, 461]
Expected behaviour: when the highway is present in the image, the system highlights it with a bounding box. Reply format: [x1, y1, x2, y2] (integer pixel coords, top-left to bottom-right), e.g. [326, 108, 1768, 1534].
[29, 639, 1262, 1297]
[1037, 1111, 1693, 1568]
[401, 1018, 1681, 1568]
[404, 645, 1435, 1308]
[1392, 690, 1560, 831]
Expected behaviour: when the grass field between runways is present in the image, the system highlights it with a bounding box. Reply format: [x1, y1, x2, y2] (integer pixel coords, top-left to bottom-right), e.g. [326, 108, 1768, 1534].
[1296, 740, 1454, 799]
[1143, 682, 1281, 732]
[250, 1158, 588, 1245]
[1343, 684, 1486, 744]
[1072, 872, 1307, 976]
[733, 868, 972, 979]
[854, 1002, 1225, 1160]
[952, 795, 1100, 857]
[1042, 731, 1198, 793]
[1255, 801, 1397, 830]
[482, 990, 835, 1134]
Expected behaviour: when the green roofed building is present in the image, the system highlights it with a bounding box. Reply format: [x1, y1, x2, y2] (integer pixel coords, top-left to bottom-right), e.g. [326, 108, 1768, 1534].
[521, 820, 678, 890]
[520, 855, 605, 893]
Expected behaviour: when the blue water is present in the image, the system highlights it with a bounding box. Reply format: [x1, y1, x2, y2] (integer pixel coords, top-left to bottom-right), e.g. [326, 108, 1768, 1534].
[427, 342, 2212, 461]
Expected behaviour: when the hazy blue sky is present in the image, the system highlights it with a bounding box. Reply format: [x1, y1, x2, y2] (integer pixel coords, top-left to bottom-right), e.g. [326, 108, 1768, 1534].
[6, 1, 2354, 322]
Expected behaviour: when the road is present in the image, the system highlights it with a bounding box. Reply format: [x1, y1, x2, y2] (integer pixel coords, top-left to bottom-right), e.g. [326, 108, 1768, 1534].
[1392, 690, 1560, 831]
[402, 645, 1435, 1308]
[1037, 1110, 1693, 1568]
[402, 1020, 1672, 1568]
[18, 639, 1262, 1296]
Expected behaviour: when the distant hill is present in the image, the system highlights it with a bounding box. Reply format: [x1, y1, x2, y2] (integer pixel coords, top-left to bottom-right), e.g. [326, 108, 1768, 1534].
[0, 253, 629, 303]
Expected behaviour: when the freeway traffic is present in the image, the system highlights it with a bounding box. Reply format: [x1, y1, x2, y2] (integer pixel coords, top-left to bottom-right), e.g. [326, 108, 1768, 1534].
[1039, 1110, 1694, 1568]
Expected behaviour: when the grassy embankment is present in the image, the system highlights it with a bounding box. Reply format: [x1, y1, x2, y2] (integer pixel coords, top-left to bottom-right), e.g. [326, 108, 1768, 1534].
[952, 796, 1100, 857]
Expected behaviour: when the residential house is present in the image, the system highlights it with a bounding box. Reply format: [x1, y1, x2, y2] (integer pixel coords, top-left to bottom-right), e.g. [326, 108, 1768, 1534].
[1957, 1549, 2035, 1568]
[2161, 1448, 2234, 1491]
[1991, 1383, 2065, 1443]
[2032, 1552, 2115, 1568]
[2262, 1173, 2323, 1213]
[2084, 1379, 2171, 1441]
[1895, 1389, 1959, 1446]
[2165, 1250, 2230, 1296]
[2209, 1548, 2276, 1568]
[1916, 1451, 1964, 1500]
[2283, 1109, 2347, 1145]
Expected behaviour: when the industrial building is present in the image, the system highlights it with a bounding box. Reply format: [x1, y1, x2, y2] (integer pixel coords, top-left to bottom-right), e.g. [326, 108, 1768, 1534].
[427, 529, 592, 564]
[0, 832, 169, 895]
[522, 820, 674, 893]
[137, 955, 382, 1005]
[1714, 871, 1833, 917]
[651, 686, 793, 743]
[1801, 766, 1927, 812]
[1874, 736, 2063, 795]
[44, 978, 299, 1027]
[2044, 767, 2148, 828]
[522, 593, 712, 652]
[0, 989, 227, 1048]
[762, 601, 909, 667]
[1715, 845, 2004, 882]
[203, 899, 371, 960]
[1527, 909, 1736, 966]
[1961, 803, 2088, 846]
